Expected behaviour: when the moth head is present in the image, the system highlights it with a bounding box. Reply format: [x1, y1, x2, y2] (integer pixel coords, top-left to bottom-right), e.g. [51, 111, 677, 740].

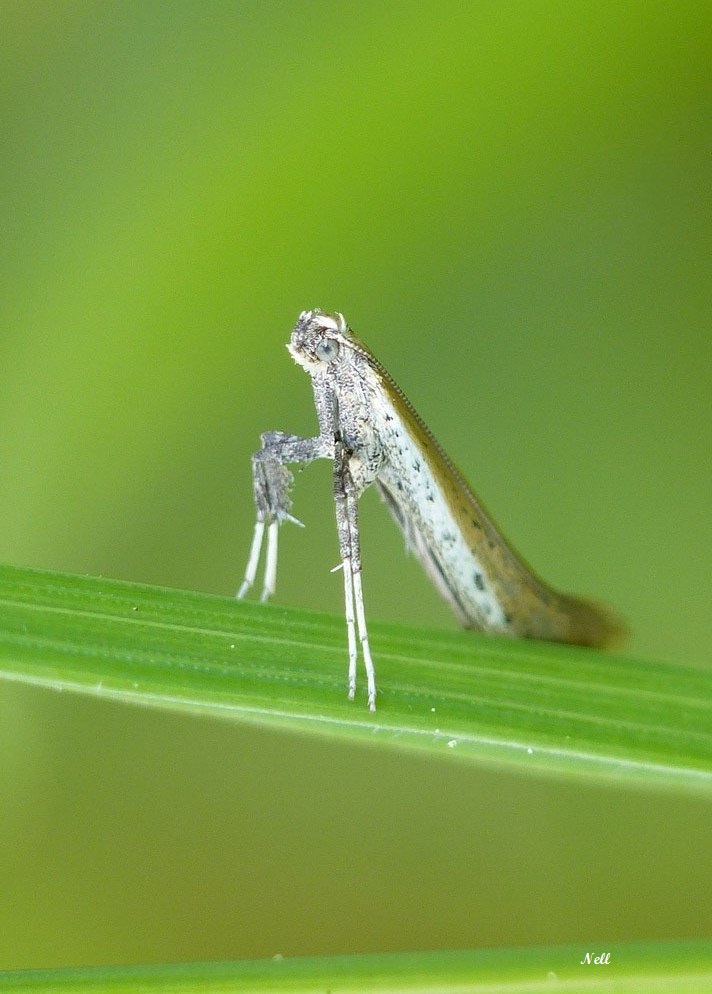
[287, 309, 351, 371]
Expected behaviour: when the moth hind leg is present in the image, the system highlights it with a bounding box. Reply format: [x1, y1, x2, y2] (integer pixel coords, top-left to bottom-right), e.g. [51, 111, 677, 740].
[340, 559, 358, 700]
[333, 451, 377, 711]
[351, 562, 376, 711]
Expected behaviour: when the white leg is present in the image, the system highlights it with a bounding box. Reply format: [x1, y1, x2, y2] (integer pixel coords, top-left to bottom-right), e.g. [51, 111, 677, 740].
[332, 446, 377, 710]
[352, 568, 376, 712]
[341, 557, 358, 700]
[237, 520, 265, 599]
[261, 519, 279, 601]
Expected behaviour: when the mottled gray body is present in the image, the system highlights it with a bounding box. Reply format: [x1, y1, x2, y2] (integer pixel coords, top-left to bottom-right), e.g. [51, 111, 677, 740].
[238, 309, 624, 710]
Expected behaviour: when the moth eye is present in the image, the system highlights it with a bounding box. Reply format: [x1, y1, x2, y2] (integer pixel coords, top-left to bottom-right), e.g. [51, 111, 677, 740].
[316, 338, 339, 362]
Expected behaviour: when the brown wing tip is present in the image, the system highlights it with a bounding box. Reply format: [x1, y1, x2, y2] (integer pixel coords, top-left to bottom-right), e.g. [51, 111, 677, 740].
[563, 595, 629, 650]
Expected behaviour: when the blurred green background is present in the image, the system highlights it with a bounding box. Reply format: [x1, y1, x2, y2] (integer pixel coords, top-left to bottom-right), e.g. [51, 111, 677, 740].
[1, 0, 710, 970]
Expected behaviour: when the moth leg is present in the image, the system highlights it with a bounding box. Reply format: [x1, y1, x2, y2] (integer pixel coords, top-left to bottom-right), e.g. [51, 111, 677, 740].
[333, 453, 358, 701]
[238, 431, 330, 602]
[341, 554, 358, 702]
[333, 438, 376, 712]
[348, 493, 376, 712]
[237, 519, 265, 599]
[261, 519, 279, 601]
[352, 569, 376, 711]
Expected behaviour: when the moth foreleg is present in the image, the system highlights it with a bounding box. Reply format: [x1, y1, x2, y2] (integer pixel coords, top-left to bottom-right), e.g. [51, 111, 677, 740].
[238, 431, 328, 602]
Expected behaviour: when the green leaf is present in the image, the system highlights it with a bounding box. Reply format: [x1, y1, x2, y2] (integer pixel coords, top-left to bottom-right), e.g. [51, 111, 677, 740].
[2, 941, 712, 992]
[0, 563, 710, 793]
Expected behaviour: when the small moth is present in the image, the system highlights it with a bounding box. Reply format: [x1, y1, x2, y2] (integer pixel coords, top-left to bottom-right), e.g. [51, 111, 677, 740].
[238, 309, 624, 710]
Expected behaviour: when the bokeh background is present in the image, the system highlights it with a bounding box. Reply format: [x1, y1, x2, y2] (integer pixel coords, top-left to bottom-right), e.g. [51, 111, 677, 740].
[1, 0, 710, 970]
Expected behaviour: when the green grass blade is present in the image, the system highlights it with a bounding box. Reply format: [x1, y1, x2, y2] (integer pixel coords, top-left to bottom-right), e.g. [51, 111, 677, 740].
[2, 941, 712, 992]
[0, 563, 710, 792]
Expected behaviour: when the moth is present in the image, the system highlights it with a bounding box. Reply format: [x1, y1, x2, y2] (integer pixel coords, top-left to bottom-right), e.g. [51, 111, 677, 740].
[238, 309, 624, 710]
